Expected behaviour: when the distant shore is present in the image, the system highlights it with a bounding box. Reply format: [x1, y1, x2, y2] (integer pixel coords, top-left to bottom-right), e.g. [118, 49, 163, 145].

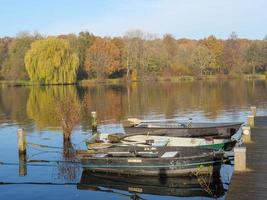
[0, 74, 266, 87]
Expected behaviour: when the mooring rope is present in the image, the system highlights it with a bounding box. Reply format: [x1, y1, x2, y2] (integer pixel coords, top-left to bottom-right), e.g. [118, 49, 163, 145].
[27, 142, 63, 149]
[0, 159, 223, 168]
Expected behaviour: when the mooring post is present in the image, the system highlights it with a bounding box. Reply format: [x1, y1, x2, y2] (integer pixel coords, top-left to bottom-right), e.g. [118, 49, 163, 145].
[17, 129, 27, 176]
[234, 146, 246, 171]
[91, 111, 97, 133]
[250, 106, 257, 117]
[18, 129, 26, 154]
[247, 115, 254, 127]
[242, 125, 251, 143]
[19, 153, 27, 176]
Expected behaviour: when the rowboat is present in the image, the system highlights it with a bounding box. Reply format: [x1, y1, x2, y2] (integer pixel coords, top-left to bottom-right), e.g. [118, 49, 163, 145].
[85, 130, 238, 151]
[118, 134, 237, 151]
[124, 118, 243, 139]
[79, 146, 224, 177]
[77, 169, 225, 198]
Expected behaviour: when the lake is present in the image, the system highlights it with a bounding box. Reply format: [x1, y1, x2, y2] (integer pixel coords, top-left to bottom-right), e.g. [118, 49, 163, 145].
[0, 79, 267, 200]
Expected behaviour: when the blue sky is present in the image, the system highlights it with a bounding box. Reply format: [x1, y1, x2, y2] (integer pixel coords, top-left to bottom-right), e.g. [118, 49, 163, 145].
[0, 0, 266, 39]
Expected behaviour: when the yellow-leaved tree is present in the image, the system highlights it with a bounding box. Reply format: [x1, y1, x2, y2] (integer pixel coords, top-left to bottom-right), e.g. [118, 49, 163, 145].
[25, 37, 79, 84]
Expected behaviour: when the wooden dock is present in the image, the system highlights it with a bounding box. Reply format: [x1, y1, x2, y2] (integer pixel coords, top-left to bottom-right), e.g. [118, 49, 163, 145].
[227, 116, 267, 200]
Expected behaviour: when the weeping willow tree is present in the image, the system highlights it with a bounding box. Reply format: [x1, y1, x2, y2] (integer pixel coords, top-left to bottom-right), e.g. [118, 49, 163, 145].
[25, 37, 79, 84]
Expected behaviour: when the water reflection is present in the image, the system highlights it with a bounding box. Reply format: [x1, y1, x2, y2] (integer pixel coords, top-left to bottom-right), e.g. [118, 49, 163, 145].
[57, 140, 81, 182]
[26, 86, 81, 129]
[0, 80, 267, 130]
[77, 169, 225, 199]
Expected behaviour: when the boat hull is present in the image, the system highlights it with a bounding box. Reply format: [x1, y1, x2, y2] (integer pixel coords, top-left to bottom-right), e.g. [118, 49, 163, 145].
[124, 123, 242, 139]
[80, 147, 224, 177]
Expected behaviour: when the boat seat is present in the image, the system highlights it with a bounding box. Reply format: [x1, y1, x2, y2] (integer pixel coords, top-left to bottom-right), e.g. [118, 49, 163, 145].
[161, 151, 179, 158]
[94, 154, 108, 158]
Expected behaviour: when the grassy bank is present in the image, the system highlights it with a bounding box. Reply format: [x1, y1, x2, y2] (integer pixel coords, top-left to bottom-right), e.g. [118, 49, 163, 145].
[0, 80, 37, 87]
[79, 74, 267, 85]
[1, 74, 266, 87]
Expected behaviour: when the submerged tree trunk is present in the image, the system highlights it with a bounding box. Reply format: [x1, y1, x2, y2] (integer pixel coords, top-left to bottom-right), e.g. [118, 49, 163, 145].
[63, 137, 74, 158]
[58, 136, 80, 182]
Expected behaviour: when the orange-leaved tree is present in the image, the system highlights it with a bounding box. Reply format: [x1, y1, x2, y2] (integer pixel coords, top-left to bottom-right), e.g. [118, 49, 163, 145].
[84, 38, 120, 79]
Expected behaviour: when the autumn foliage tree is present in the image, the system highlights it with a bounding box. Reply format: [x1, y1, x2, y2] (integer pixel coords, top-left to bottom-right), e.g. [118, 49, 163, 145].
[200, 35, 223, 73]
[163, 34, 177, 69]
[25, 37, 79, 84]
[192, 45, 216, 76]
[84, 38, 120, 79]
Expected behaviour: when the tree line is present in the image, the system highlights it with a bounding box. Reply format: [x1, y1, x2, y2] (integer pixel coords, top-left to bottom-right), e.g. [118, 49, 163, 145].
[0, 30, 266, 84]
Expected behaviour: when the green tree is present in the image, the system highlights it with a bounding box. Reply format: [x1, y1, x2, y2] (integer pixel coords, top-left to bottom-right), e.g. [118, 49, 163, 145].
[0, 37, 12, 79]
[2, 32, 36, 80]
[25, 37, 79, 84]
[145, 39, 167, 75]
[77, 32, 95, 79]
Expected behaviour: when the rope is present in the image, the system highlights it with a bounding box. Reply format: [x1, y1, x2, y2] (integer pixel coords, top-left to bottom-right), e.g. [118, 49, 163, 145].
[27, 142, 63, 150]
[28, 159, 81, 164]
[0, 159, 224, 168]
[84, 160, 223, 169]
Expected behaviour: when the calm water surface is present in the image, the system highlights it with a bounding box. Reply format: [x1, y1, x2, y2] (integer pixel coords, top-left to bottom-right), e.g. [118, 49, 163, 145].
[0, 80, 267, 200]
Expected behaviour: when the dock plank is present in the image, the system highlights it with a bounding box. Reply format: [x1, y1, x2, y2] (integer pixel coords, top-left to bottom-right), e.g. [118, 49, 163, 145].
[227, 116, 267, 200]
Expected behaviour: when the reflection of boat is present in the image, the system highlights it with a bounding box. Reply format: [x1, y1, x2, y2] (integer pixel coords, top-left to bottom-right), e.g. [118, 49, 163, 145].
[77, 170, 225, 198]
[79, 146, 224, 177]
[106, 134, 237, 151]
[124, 119, 242, 139]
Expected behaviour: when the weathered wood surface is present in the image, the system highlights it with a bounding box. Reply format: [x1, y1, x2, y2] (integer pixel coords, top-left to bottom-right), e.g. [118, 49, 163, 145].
[227, 116, 267, 200]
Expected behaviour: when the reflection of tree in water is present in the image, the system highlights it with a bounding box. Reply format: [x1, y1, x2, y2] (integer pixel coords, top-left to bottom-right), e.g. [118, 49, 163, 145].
[26, 86, 80, 128]
[82, 85, 127, 122]
[79, 80, 266, 122]
[57, 140, 81, 182]
[0, 86, 30, 124]
[27, 86, 82, 181]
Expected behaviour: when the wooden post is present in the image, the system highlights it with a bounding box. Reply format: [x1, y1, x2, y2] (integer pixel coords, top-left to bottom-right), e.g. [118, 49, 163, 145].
[234, 146, 246, 171]
[91, 111, 97, 133]
[247, 115, 254, 127]
[242, 126, 251, 143]
[250, 106, 257, 117]
[18, 129, 26, 154]
[19, 153, 27, 176]
[17, 129, 27, 176]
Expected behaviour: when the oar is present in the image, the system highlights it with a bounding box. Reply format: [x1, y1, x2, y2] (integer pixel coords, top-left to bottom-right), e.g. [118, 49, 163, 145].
[108, 132, 171, 143]
[87, 141, 150, 150]
[127, 118, 183, 125]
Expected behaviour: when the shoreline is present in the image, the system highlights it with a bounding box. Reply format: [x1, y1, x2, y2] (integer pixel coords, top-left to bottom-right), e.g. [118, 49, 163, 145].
[0, 74, 266, 87]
